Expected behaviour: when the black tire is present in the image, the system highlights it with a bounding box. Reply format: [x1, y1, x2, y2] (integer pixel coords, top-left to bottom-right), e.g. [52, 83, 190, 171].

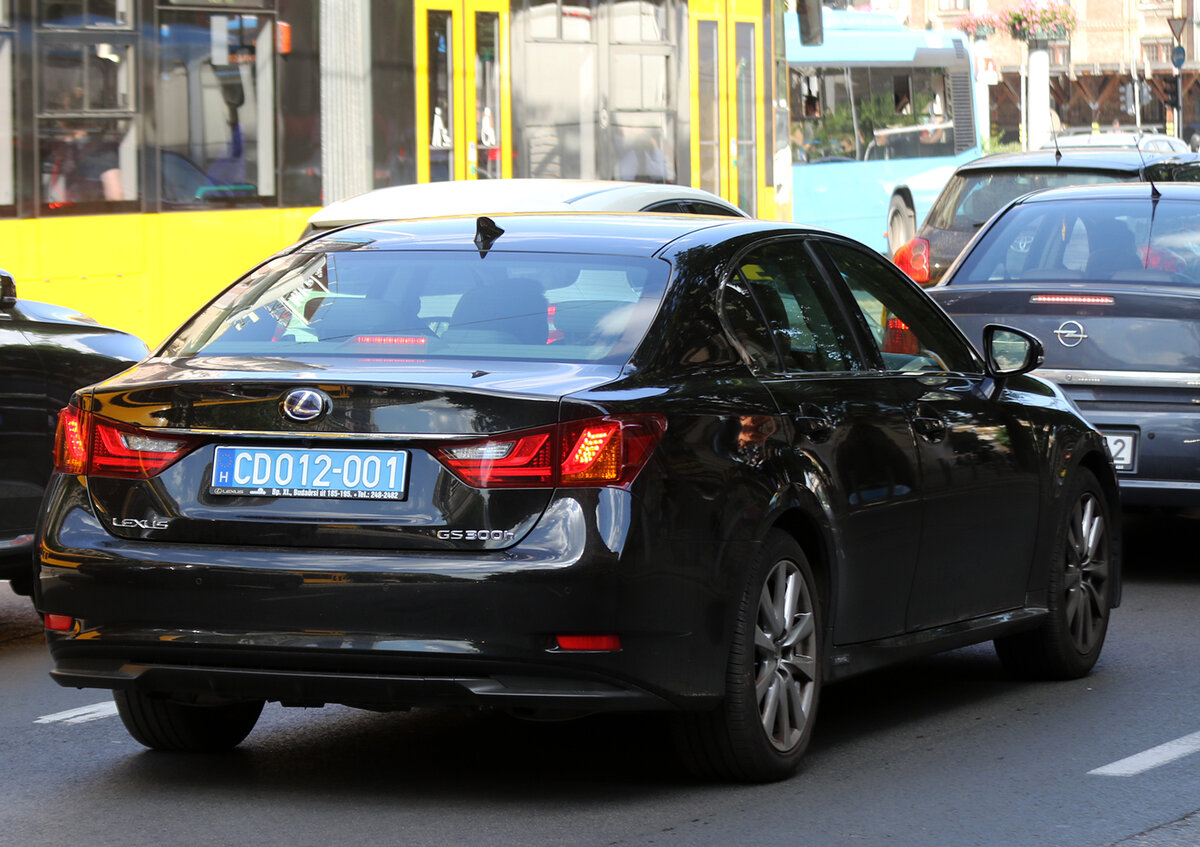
[114, 690, 264, 752]
[994, 468, 1113, 679]
[674, 531, 822, 782]
[887, 195, 916, 255]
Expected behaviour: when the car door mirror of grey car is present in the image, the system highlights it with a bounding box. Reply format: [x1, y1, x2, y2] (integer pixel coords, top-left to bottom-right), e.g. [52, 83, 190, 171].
[0, 269, 15, 310]
[982, 324, 1044, 386]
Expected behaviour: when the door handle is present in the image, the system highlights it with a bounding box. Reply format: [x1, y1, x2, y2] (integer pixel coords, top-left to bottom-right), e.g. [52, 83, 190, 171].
[794, 403, 834, 442]
[912, 404, 947, 444]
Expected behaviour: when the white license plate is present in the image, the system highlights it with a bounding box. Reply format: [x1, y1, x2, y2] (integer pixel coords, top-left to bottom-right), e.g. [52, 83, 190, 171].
[210, 446, 409, 500]
[1101, 432, 1137, 472]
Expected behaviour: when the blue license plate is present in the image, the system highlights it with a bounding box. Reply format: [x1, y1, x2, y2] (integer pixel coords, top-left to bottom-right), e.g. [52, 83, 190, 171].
[210, 446, 409, 500]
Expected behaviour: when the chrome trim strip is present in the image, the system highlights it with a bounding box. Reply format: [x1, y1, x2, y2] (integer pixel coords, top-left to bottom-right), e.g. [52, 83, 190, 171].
[1118, 479, 1200, 491]
[1034, 368, 1200, 389]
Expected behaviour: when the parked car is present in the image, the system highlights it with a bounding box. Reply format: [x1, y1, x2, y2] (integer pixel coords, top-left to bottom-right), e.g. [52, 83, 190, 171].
[1040, 131, 1190, 153]
[0, 270, 147, 595]
[36, 214, 1119, 782]
[892, 149, 1200, 286]
[929, 180, 1200, 511]
[299, 178, 748, 239]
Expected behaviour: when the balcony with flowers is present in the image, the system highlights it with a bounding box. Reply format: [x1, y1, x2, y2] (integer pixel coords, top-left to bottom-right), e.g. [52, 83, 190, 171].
[1003, 1, 1077, 43]
[956, 11, 1002, 40]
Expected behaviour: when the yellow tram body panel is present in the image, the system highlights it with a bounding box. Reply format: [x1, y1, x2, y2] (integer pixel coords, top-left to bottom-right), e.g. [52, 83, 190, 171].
[1, 209, 315, 347]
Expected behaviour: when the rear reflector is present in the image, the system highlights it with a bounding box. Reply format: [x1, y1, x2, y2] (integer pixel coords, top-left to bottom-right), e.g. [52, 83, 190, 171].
[433, 414, 666, 489]
[555, 634, 621, 651]
[44, 614, 74, 632]
[54, 402, 201, 479]
[1030, 294, 1115, 305]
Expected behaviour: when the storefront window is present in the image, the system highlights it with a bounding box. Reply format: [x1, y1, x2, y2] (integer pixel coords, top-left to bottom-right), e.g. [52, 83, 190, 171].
[158, 11, 276, 208]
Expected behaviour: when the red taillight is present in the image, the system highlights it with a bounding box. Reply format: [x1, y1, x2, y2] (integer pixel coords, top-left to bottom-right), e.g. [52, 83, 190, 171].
[53, 404, 199, 479]
[433, 415, 665, 489]
[892, 237, 931, 284]
[555, 634, 621, 651]
[883, 316, 921, 356]
[53, 404, 89, 475]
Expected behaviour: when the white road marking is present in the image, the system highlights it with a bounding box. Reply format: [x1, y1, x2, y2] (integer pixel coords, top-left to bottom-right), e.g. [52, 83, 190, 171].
[1089, 729, 1200, 776]
[35, 701, 118, 725]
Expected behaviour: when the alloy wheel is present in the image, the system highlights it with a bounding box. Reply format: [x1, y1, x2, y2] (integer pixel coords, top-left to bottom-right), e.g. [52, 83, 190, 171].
[1063, 491, 1110, 654]
[755, 558, 818, 752]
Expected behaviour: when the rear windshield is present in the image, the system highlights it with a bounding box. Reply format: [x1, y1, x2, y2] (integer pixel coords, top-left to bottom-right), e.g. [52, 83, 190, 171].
[925, 170, 1131, 232]
[160, 250, 669, 363]
[951, 197, 1200, 285]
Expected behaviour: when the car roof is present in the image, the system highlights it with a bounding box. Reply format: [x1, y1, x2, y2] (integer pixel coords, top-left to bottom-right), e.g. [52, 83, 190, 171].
[954, 148, 1197, 174]
[300, 212, 793, 258]
[306, 179, 748, 230]
[1039, 132, 1190, 151]
[1010, 180, 1200, 205]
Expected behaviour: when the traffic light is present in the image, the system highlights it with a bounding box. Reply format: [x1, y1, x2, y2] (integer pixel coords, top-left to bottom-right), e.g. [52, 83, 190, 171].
[1119, 83, 1134, 115]
[1165, 85, 1181, 111]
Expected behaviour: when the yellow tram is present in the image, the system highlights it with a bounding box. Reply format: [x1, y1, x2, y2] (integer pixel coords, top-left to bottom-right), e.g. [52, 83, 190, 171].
[0, 1, 790, 345]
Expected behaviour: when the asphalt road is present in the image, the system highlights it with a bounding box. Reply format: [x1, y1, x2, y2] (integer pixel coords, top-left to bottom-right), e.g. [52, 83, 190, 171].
[2, 512, 1199, 847]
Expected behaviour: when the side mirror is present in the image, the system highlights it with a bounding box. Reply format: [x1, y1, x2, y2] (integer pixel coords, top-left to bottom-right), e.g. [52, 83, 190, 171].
[0, 269, 15, 310]
[982, 323, 1044, 378]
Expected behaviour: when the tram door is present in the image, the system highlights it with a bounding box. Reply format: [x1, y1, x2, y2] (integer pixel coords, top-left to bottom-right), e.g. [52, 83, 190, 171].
[689, 0, 765, 215]
[415, 1, 512, 183]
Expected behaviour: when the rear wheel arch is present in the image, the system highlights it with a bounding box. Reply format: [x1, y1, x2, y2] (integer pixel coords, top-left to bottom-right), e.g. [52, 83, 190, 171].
[769, 508, 832, 621]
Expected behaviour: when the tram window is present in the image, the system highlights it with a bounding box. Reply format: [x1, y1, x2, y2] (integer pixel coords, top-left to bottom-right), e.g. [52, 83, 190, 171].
[158, 12, 276, 208]
[475, 12, 502, 180]
[40, 0, 131, 28]
[37, 34, 138, 211]
[527, 0, 594, 42]
[612, 0, 666, 42]
[790, 66, 955, 164]
[0, 28, 10, 211]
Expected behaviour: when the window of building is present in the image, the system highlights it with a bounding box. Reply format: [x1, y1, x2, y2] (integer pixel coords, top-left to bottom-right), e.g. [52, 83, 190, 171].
[936, 0, 969, 12]
[1142, 38, 1173, 66]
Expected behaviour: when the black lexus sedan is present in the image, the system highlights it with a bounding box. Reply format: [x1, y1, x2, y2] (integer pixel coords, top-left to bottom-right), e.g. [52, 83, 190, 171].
[929, 181, 1200, 512]
[0, 270, 147, 595]
[36, 214, 1119, 782]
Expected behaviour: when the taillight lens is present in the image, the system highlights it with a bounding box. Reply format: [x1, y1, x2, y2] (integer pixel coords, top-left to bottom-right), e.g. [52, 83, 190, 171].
[892, 237, 931, 284]
[883, 316, 921, 356]
[53, 403, 200, 479]
[433, 415, 665, 489]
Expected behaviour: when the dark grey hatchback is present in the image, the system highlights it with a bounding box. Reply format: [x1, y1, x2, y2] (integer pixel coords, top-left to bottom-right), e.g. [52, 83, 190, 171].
[894, 149, 1200, 287]
[930, 181, 1200, 511]
[37, 213, 1118, 782]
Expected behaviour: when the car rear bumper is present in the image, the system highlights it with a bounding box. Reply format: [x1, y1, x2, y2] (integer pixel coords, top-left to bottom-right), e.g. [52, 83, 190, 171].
[36, 476, 744, 712]
[1064, 400, 1200, 507]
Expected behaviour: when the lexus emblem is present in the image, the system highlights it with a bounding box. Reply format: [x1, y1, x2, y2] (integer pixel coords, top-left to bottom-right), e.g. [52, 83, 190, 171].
[1054, 320, 1088, 348]
[281, 388, 331, 423]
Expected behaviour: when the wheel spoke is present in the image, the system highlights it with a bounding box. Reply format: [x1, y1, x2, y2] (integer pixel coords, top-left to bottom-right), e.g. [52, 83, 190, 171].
[781, 651, 817, 685]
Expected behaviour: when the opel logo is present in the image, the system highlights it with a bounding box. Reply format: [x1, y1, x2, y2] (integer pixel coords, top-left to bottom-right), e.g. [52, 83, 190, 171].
[281, 388, 331, 423]
[1054, 320, 1088, 348]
